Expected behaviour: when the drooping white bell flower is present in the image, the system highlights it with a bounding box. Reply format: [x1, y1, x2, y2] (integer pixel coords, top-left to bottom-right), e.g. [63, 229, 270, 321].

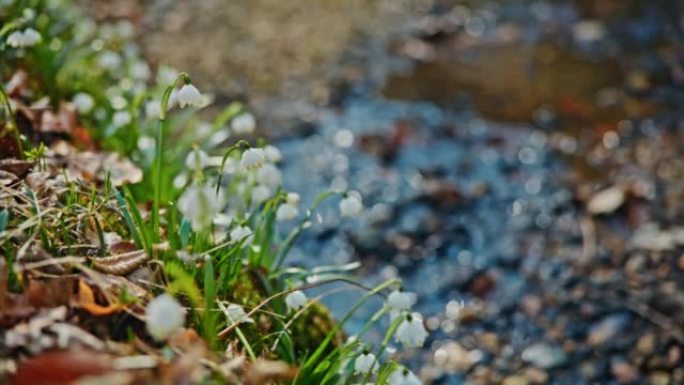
[184, 149, 210, 170]
[251, 185, 272, 204]
[387, 368, 422, 385]
[386, 290, 415, 312]
[263, 145, 282, 163]
[395, 313, 428, 348]
[276, 202, 298, 221]
[177, 83, 202, 108]
[22, 28, 41, 46]
[240, 148, 265, 170]
[145, 294, 186, 341]
[354, 351, 378, 374]
[256, 163, 282, 188]
[145, 100, 161, 120]
[6, 30, 24, 47]
[339, 191, 363, 218]
[131, 61, 151, 80]
[178, 184, 222, 231]
[72, 92, 95, 114]
[230, 225, 253, 246]
[231, 112, 256, 135]
[285, 290, 307, 311]
[286, 192, 300, 205]
[98, 51, 122, 70]
[6, 28, 42, 48]
[112, 110, 132, 128]
[219, 302, 254, 325]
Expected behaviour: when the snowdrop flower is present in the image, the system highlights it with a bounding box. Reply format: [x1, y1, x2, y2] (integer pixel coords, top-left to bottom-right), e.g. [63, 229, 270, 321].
[230, 225, 253, 246]
[178, 184, 222, 231]
[72, 92, 95, 114]
[112, 110, 132, 128]
[396, 313, 428, 348]
[285, 290, 307, 311]
[6, 28, 41, 48]
[219, 302, 254, 325]
[263, 145, 282, 163]
[137, 136, 155, 151]
[354, 351, 378, 374]
[177, 83, 202, 108]
[145, 100, 161, 119]
[256, 163, 282, 188]
[286, 192, 300, 205]
[240, 148, 265, 170]
[388, 368, 422, 385]
[276, 202, 298, 221]
[146, 294, 185, 341]
[251, 185, 272, 204]
[231, 112, 256, 135]
[184, 149, 210, 170]
[98, 51, 122, 70]
[339, 191, 363, 218]
[131, 61, 151, 80]
[386, 290, 415, 312]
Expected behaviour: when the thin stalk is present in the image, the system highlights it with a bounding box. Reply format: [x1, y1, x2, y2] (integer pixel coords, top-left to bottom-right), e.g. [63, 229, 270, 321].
[0, 85, 23, 158]
[152, 72, 189, 242]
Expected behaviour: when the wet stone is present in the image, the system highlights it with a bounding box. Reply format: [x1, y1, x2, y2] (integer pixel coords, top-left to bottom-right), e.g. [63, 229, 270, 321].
[522, 342, 568, 369]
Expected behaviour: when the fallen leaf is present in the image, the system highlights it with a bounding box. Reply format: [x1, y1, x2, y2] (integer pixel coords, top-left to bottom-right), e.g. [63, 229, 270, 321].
[8, 350, 112, 385]
[75, 280, 121, 316]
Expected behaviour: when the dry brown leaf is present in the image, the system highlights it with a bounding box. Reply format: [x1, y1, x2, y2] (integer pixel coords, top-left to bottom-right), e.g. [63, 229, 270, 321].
[243, 359, 298, 385]
[8, 350, 113, 385]
[75, 279, 121, 316]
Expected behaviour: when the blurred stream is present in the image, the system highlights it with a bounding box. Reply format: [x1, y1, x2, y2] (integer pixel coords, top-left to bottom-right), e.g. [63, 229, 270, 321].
[134, 0, 684, 383]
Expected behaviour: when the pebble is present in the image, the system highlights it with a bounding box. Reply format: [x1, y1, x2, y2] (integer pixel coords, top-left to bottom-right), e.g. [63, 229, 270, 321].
[522, 343, 568, 369]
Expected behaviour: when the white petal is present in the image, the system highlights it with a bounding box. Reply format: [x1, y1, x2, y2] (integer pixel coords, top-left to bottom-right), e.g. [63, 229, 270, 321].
[146, 294, 185, 341]
[285, 290, 307, 311]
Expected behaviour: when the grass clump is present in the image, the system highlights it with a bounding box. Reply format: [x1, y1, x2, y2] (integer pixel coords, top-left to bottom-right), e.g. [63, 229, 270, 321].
[0, 1, 428, 384]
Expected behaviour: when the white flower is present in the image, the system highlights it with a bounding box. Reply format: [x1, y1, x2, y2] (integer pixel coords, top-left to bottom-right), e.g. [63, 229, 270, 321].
[22, 28, 41, 45]
[276, 203, 298, 221]
[177, 83, 202, 108]
[251, 185, 272, 204]
[285, 290, 307, 311]
[6, 30, 24, 47]
[178, 184, 222, 231]
[339, 191, 363, 218]
[354, 352, 378, 374]
[72, 92, 94, 113]
[231, 112, 256, 135]
[240, 148, 265, 170]
[6, 28, 41, 48]
[388, 368, 422, 385]
[145, 294, 186, 341]
[396, 313, 428, 348]
[219, 302, 254, 325]
[256, 163, 282, 188]
[137, 136, 155, 151]
[131, 61, 151, 80]
[263, 145, 282, 163]
[386, 290, 415, 312]
[166, 89, 178, 110]
[98, 51, 122, 70]
[286, 192, 300, 205]
[230, 225, 253, 246]
[112, 110, 132, 128]
[185, 149, 210, 170]
[145, 100, 161, 119]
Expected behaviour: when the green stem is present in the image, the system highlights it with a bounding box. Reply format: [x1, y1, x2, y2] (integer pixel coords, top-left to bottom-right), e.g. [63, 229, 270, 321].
[362, 315, 403, 384]
[0, 86, 23, 158]
[152, 72, 189, 242]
